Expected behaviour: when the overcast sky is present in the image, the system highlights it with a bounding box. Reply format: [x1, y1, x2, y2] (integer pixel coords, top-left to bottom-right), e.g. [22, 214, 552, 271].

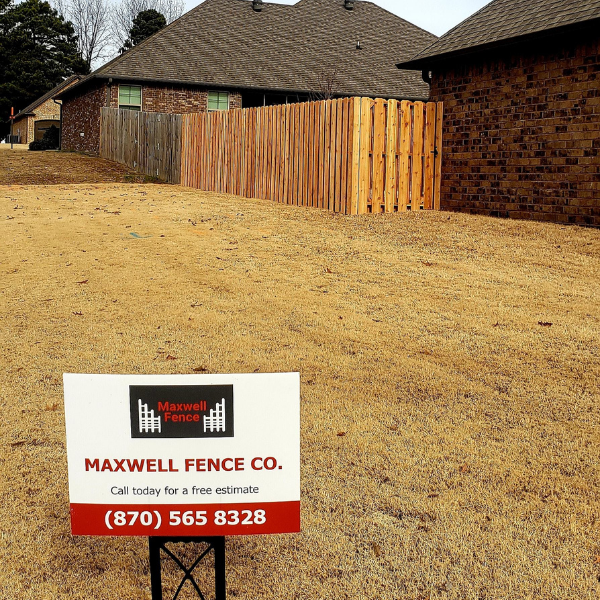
[183, 0, 491, 36]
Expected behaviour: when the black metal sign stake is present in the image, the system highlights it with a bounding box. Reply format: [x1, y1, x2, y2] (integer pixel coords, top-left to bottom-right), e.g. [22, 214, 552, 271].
[149, 536, 226, 600]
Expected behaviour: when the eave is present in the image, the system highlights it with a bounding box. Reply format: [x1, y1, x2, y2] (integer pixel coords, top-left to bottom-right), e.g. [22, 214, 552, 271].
[396, 16, 600, 70]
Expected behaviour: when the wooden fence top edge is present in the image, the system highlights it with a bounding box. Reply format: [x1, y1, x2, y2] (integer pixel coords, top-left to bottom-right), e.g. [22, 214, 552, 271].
[101, 97, 440, 120]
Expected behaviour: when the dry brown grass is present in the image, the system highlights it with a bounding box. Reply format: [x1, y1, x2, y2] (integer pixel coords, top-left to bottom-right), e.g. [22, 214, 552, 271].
[0, 146, 154, 185]
[1, 173, 599, 599]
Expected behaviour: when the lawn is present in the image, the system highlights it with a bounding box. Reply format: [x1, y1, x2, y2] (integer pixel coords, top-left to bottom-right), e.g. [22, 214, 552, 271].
[0, 144, 152, 185]
[1, 151, 599, 599]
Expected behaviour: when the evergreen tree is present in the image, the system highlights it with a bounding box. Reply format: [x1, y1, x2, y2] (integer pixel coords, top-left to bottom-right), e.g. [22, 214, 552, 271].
[120, 9, 166, 52]
[0, 0, 88, 137]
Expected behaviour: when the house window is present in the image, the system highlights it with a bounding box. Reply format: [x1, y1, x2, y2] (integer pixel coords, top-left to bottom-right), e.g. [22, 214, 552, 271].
[118, 85, 142, 111]
[208, 91, 229, 111]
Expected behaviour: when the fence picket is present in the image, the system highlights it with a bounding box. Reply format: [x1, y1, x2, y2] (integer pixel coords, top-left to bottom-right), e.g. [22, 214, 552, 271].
[358, 98, 371, 214]
[372, 98, 386, 214]
[434, 102, 444, 211]
[423, 102, 436, 209]
[385, 100, 398, 213]
[334, 99, 344, 213]
[316, 101, 325, 209]
[323, 100, 331, 211]
[269, 107, 275, 201]
[278, 104, 285, 204]
[411, 102, 425, 211]
[327, 101, 336, 212]
[350, 98, 361, 215]
[302, 103, 309, 206]
[309, 103, 316, 207]
[256, 109, 263, 199]
[398, 101, 411, 211]
[340, 99, 349, 214]
[300, 103, 308, 207]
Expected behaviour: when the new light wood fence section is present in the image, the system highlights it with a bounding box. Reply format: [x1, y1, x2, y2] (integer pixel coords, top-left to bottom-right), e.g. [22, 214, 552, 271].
[100, 98, 443, 214]
[100, 108, 182, 184]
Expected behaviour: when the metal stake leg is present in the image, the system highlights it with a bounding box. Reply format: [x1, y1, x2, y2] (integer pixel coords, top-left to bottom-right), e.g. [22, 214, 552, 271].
[149, 537, 163, 599]
[214, 537, 226, 600]
[148, 536, 226, 600]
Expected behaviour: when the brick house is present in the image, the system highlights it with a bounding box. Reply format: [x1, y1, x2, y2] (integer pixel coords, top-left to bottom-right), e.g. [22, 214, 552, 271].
[11, 76, 81, 145]
[398, 0, 600, 226]
[56, 0, 437, 154]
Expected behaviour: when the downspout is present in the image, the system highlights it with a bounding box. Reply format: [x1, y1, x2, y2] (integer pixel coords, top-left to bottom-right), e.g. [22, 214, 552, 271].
[53, 98, 62, 150]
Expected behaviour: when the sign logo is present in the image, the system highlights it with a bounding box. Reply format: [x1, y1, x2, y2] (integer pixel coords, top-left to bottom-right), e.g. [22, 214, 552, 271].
[129, 385, 234, 438]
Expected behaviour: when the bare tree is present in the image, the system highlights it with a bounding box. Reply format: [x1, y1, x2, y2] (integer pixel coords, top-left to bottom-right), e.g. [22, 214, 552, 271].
[156, 0, 184, 24]
[52, 0, 113, 70]
[308, 68, 339, 101]
[111, 0, 184, 51]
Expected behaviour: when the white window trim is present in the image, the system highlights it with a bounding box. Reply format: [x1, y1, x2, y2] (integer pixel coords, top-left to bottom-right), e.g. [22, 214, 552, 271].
[207, 90, 230, 112]
[118, 84, 143, 111]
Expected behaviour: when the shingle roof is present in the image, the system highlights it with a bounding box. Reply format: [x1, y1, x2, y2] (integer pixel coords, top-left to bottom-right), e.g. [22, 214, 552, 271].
[398, 0, 600, 69]
[63, 0, 436, 101]
[16, 75, 82, 117]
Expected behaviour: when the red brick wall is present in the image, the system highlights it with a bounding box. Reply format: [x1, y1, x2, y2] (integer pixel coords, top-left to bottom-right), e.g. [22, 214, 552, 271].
[62, 84, 108, 154]
[62, 81, 243, 154]
[108, 83, 242, 113]
[429, 30, 600, 226]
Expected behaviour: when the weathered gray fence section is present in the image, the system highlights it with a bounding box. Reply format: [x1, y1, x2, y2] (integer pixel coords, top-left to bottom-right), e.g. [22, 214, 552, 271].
[100, 107, 182, 184]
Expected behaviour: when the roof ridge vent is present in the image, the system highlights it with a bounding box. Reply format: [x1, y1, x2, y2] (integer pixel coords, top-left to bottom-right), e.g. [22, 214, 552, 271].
[344, 0, 354, 10]
[252, 0, 263, 11]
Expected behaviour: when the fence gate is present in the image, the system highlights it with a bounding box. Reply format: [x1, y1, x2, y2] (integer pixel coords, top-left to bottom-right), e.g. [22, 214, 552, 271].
[352, 98, 443, 213]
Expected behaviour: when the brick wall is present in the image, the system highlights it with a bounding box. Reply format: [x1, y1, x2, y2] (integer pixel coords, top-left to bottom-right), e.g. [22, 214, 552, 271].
[429, 29, 600, 226]
[29, 97, 62, 143]
[12, 116, 31, 144]
[62, 84, 108, 153]
[13, 80, 77, 144]
[62, 81, 242, 153]
[108, 83, 242, 113]
[35, 97, 62, 121]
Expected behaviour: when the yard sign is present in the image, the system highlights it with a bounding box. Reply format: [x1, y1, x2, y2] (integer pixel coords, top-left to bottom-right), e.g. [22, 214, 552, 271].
[64, 373, 300, 536]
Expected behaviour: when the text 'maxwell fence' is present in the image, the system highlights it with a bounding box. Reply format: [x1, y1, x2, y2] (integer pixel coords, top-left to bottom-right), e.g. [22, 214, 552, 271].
[100, 97, 443, 214]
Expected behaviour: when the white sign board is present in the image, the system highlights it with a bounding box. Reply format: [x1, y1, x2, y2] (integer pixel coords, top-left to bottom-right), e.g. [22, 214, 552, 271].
[64, 373, 300, 536]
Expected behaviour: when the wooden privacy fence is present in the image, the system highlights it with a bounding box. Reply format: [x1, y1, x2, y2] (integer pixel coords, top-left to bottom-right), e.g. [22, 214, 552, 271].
[101, 97, 443, 214]
[100, 108, 182, 184]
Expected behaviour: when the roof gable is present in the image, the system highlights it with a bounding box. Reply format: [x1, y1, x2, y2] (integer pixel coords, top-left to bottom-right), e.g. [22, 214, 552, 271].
[70, 0, 437, 100]
[399, 0, 600, 68]
[16, 75, 82, 117]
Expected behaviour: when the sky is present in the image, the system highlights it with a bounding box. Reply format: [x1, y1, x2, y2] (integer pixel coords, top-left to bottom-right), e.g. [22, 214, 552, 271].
[182, 0, 492, 36]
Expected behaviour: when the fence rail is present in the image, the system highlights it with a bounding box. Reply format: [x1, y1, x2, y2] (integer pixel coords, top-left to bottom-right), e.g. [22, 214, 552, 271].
[101, 97, 443, 214]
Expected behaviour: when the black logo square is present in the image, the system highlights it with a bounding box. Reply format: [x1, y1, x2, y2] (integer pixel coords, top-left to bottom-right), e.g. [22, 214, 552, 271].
[130, 385, 234, 438]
